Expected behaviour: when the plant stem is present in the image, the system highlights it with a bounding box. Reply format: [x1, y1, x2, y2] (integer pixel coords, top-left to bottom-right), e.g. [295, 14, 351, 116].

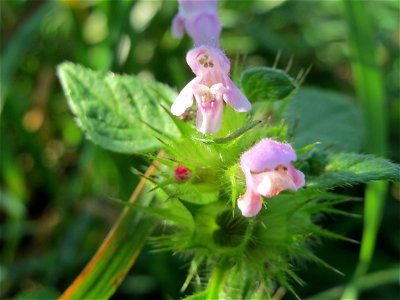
[206, 261, 228, 300]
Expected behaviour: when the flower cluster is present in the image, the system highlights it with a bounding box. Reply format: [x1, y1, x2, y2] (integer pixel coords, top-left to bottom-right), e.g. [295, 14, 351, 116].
[171, 0, 250, 134]
[171, 0, 305, 217]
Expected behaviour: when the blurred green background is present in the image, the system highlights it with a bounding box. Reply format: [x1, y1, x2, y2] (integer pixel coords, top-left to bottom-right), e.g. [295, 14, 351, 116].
[1, 0, 399, 299]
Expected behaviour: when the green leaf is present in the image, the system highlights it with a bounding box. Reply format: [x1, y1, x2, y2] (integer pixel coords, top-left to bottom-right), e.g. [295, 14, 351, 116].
[240, 67, 296, 102]
[57, 62, 178, 153]
[284, 87, 363, 152]
[307, 153, 400, 189]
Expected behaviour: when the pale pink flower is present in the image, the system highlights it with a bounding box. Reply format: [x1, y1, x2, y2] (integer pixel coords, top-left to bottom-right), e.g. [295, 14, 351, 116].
[237, 139, 305, 217]
[171, 46, 251, 134]
[172, 0, 221, 47]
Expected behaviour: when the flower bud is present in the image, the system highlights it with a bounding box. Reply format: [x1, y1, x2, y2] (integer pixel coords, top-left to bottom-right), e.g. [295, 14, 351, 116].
[175, 165, 192, 182]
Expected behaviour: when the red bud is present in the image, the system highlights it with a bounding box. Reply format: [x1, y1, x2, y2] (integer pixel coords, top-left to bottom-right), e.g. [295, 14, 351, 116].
[175, 165, 191, 182]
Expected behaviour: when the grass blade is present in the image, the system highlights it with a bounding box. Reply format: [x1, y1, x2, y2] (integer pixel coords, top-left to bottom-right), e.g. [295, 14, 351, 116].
[60, 152, 164, 299]
[341, 1, 388, 299]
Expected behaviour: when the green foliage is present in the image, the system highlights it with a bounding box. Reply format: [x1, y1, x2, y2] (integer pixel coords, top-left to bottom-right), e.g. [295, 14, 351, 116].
[127, 103, 399, 299]
[114, 196, 195, 230]
[240, 67, 296, 102]
[54, 65, 399, 298]
[57, 62, 178, 153]
[55, 49, 398, 300]
[3, 1, 399, 300]
[175, 183, 220, 205]
[0, 2, 55, 113]
[175, 189, 357, 300]
[341, 2, 388, 299]
[307, 153, 400, 189]
[284, 87, 364, 152]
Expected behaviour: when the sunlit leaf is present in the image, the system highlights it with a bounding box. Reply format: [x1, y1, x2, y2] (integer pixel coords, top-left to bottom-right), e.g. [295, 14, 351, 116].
[284, 87, 363, 152]
[240, 67, 295, 102]
[57, 62, 178, 153]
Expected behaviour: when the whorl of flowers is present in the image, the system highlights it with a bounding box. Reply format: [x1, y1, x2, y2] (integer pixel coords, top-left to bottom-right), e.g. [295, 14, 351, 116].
[170, 0, 305, 217]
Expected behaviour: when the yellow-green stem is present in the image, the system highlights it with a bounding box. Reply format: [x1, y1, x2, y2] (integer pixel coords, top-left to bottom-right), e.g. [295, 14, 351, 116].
[206, 262, 228, 300]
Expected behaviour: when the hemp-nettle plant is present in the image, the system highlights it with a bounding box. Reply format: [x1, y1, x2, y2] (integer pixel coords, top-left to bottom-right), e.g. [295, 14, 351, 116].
[56, 0, 400, 299]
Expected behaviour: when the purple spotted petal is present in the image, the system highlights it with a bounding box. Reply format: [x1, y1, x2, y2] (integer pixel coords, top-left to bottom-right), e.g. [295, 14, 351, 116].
[186, 46, 230, 77]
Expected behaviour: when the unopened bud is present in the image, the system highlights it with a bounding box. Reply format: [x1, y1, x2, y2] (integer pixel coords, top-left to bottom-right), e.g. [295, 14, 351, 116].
[175, 165, 191, 182]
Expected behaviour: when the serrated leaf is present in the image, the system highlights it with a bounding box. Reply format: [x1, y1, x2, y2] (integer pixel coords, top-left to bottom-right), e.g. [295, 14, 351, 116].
[307, 153, 400, 189]
[284, 87, 364, 152]
[57, 62, 178, 153]
[240, 67, 296, 102]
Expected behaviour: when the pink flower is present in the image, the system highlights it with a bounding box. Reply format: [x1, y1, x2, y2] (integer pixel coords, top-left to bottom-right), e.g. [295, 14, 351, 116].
[172, 0, 221, 47]
[171, 46, 251, 134]
[237, 139, 305, 217]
